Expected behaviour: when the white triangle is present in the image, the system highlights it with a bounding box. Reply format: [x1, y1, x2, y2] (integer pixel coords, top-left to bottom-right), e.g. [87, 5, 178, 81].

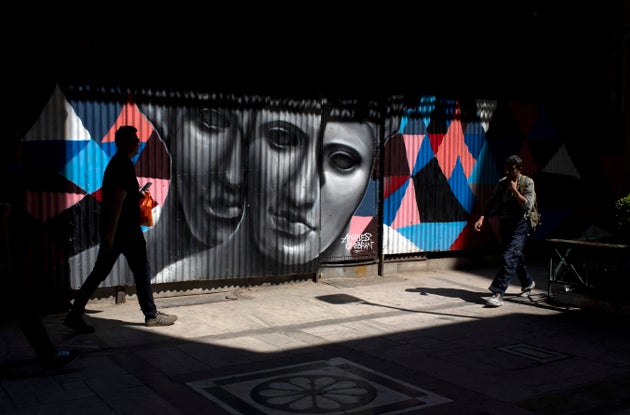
[23, 85, 92, 142]
[541, 143, 581, 179]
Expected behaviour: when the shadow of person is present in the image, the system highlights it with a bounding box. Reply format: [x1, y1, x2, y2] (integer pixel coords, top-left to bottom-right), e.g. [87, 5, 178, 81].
[406, 287, 488, 305]
[407, 287, 552, 309]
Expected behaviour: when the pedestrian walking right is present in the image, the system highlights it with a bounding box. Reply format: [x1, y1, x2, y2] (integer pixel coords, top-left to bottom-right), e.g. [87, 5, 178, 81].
[64, 125, 177, 333]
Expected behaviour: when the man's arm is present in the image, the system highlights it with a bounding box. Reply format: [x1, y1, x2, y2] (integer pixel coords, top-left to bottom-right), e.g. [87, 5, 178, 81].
[515, 175, 535, 211]
[521, 177, 536, 212]
[474, 179, 503, 231]
[101, 188, 127, 250]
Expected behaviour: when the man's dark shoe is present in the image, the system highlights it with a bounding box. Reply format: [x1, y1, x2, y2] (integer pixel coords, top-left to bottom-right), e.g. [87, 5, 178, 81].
[64, 313, 95, 334]
[145, 311, 177, 327]
[40, 349, 79, 375]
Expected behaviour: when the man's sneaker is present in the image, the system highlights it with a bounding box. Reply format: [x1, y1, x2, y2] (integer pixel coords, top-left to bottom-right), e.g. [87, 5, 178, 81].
[486, 293, 504, 307]
[145, 311, 177, 327]
[521, 280, 536, 292]
[64, 313, 95, 334]
[40, 349, 79, 375]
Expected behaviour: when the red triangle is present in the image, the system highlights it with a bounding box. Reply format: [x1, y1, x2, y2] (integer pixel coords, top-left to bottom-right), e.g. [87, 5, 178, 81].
[428, 132, 444, 154]
[384, 175, 409, 199]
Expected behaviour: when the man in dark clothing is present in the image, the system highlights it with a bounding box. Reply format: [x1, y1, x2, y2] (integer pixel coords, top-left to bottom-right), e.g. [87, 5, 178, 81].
[1, 130, 79, 374]
[64, 125, 177, 333]
[474, 155, 537, 307]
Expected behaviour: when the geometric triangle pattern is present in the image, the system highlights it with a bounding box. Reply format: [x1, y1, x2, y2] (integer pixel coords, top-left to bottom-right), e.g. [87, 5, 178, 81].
[22, 86, 170, 225]
[383, 95, 624, 254]
[15, 86, 627, 287]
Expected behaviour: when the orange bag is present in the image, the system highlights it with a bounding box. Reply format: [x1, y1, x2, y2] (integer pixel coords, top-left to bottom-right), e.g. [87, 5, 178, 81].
[139, 190, 156, 227]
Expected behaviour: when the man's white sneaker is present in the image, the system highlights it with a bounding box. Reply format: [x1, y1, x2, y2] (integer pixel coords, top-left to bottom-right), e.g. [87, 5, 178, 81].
[486, 293, 503, 307]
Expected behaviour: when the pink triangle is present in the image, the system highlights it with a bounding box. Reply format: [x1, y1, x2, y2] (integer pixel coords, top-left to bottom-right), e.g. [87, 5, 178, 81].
[435, 109, 474, 180]
[402, 134, 425, 174]
[25, 192, 86, 223]
[101, 102, 154, 144]
[347, 215, 374, 236]
[390, 180, 421, 229]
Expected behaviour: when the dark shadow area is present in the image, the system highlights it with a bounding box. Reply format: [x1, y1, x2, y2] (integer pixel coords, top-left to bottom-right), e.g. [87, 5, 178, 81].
[2, 283, 630, 414]
[405, 287, 557, 311]
[315, 293, 486, 319]
[406, 287, 489, 305]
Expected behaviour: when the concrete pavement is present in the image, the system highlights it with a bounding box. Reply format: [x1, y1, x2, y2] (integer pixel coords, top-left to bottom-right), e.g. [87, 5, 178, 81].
[1, 261, 630, 414]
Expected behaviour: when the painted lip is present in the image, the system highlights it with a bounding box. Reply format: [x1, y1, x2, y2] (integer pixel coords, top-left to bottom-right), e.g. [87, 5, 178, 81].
[204, 195, 243, 220]
[270, 210, 317, 239]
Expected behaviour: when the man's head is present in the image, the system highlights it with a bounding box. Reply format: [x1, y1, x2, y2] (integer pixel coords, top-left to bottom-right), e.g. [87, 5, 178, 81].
[505, 154, 522, 169]
[505, 154, 522, 180]
[114, 126, 141, 157]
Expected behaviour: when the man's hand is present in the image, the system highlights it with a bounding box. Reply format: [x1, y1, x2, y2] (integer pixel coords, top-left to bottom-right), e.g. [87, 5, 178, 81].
[509, 179, 518, 193]
[474, 216, 484, 232]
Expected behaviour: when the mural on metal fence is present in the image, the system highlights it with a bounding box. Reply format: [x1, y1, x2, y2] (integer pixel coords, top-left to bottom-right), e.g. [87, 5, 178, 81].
[383, 96, 624, 255]
[21, 86, 382, 288]
[15, 84, 625, 291]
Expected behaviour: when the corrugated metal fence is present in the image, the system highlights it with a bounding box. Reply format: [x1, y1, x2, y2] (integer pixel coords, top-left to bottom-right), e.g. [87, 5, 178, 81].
[12, 84, 625, 293]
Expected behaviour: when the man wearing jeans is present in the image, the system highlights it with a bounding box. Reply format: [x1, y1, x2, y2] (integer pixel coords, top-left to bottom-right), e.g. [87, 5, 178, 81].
[474, 155, 536, 307]
[65, 126, 177, 332]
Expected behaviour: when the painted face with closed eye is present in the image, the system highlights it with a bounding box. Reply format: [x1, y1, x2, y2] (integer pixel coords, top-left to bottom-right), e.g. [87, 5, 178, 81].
[174, 107, 246, 248]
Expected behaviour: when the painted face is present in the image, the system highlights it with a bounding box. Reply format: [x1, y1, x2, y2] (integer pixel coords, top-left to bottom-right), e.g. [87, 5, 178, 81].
[174, 107, 246, 247]
[248, 109, 321, 264]
[320, 121, 375, 253]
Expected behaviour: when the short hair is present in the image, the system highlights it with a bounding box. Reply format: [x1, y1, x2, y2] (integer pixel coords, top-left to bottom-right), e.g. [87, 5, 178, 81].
[505, 154, 522, 168]
[114, 125, 138, 148]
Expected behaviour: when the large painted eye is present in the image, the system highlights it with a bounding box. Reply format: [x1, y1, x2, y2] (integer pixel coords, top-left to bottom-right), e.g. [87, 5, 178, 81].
[260, 121, 306, 151]
[199, 108, 231, 132]
[323, 144, 361, 174]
